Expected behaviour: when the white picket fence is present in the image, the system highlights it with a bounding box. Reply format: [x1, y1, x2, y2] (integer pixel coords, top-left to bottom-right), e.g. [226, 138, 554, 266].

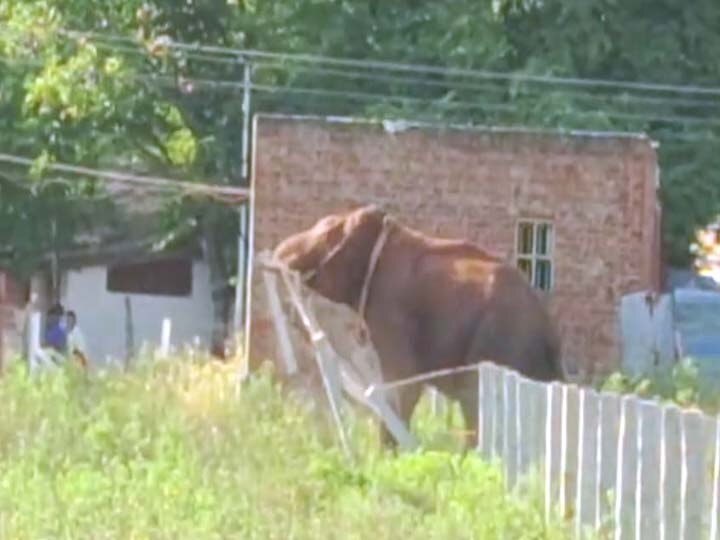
[473, 361, 720, 539]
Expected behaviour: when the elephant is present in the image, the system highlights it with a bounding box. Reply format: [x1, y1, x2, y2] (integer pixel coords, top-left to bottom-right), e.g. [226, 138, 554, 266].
[272, 204, 564, 449]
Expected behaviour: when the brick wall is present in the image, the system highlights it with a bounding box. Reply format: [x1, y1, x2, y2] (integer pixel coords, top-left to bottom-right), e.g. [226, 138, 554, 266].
[249, 114, 660, 379]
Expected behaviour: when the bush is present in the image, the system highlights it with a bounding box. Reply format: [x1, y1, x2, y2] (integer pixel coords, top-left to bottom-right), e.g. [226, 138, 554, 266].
[598, 357, 720, 414]
[0, 354, 582, 539]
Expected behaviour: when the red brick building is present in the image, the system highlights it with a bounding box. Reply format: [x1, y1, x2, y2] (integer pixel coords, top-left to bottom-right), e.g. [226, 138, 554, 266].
[249, 114, 661, 380]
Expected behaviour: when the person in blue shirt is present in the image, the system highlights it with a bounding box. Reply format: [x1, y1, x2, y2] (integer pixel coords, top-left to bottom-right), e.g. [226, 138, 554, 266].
[43, 303, 67, 353]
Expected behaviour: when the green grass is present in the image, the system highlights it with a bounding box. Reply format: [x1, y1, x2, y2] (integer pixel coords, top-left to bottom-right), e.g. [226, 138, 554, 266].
[0, 355, 582, 539]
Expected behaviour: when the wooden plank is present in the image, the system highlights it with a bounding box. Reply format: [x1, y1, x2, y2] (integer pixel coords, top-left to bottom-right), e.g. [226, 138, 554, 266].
[681, 409, 707, 539]
[301, 293, 345, 414]
[545, 381, 563, 523]
[701, 415, 717, 539]
[479, 362, 494, 460]
[633, 402, 643, 540]
[530, 379, 548, 479]
[0, 273, 5, 372]
[503, 370, 519, 489]
[613, 395, 638, 540]
[502, 369, 510, 485]
[364, 385, 418, 451]
[517, 377, 539, 477]
[710, 417, 720, 540]
[636, 400, 662, 540]
[493, 364, 505, 463]
[658, 405, 667, 540]
[27, 311, 41, 374]
[662, 405, 683, 540]
[316, 343, 343, 416]
[576, 387, 600, 536]
[561, 384, 580, 522]
[513, 373, 522, 479]
[594, 394, 604, 531]
[262, 270, 298, 375]
[124, 295, 134, 368]
[476, 362, 487, 456]
[159, 317, 171, 359]
[277, 268, 353, 458]
[484, 363, 500, 463]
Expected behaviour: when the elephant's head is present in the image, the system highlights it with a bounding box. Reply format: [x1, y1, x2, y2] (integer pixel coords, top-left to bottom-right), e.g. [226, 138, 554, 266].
[272, 204, 387, 308]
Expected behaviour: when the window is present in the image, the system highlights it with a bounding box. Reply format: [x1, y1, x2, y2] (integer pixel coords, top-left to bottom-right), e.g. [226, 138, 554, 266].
[106, 258, 193, 297]
[516, 220, 554, 291]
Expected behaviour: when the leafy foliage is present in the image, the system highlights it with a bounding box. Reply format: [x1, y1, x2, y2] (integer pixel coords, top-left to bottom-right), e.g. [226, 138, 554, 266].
[598, 357, 720, 414]
[0, 355, 582, 539]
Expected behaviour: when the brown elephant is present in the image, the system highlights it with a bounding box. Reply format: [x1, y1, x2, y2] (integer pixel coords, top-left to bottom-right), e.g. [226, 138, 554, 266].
[272, 204, 564, 449]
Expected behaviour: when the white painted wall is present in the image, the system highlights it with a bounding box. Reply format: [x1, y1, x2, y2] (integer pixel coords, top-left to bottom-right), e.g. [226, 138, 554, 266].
[60, 261, 215, 365]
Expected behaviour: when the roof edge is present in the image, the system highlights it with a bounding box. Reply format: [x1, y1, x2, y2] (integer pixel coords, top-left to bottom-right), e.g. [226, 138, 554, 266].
[253, 112, 658, 148]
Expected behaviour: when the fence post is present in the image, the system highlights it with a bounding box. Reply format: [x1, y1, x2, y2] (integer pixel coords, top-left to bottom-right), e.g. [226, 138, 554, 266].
[710, 417, 720, 540]
[0, 272, 5, 373]
[545, 382, 554, 524]
[658, 406, 667, 540]
[429, 386, 439, 416]
[124, 296, 134, 369]
[27, 311, 41, 374]
[634, 401, 644, 540]
[559, 384, 569, 517]
[575, 388, 586, 539]
[240, 59, 255, 385]
[476, 363, 483, 453]
[593, 394, 604, 531]
[160, 317, 172, 359]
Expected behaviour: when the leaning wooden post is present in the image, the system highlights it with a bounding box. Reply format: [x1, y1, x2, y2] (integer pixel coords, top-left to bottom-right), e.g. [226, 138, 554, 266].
[279, 266, 352, 460]
[262, 269, 298, 376]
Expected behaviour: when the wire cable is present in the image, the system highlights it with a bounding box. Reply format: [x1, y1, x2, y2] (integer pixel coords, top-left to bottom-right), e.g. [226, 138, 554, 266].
[53, 26, 720, 96]
[0, 152, 249, 204]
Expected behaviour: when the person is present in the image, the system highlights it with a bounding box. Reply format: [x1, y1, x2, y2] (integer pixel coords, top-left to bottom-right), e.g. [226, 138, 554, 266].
[43, 303, 67, 353]
[66, 310, 89, 368]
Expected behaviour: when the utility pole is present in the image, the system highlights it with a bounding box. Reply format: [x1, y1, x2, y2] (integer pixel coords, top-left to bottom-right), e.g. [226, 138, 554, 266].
[234, 58, 253, 381]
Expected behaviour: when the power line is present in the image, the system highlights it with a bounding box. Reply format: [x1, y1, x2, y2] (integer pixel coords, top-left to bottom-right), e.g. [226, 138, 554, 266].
[3, 52, 718, 138]
[1, 53, 718, 141]
[82, 35, 720, 109]
[4, 27, 720, 114]
[251, 60, 720, 111]
[54, 26, 720, 97]
[0, 152, 249, 204]
[140, 73, 720, 130]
